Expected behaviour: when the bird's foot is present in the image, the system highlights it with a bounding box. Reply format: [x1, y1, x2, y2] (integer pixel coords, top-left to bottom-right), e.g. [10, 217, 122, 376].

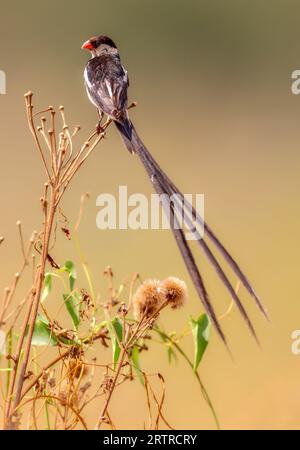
[96, 121, 105, 135]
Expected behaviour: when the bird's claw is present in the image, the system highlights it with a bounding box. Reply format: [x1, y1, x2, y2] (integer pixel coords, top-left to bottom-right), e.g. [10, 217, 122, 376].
[96, 122, 105, 135]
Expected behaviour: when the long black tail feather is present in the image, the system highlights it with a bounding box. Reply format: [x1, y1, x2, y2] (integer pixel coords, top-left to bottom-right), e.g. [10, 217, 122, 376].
[116, 117, 268, 344]
[136, 138, 268, 319]
[138, 139, 261, 344]
[137, 146, 228, 346]
[142, 151, 261, 343]
[114, 116, 135, 154]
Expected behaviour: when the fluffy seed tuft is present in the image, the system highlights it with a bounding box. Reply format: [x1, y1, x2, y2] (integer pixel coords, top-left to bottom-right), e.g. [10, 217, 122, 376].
[132, 279, 166, 320]
[161, 277, 188, 309]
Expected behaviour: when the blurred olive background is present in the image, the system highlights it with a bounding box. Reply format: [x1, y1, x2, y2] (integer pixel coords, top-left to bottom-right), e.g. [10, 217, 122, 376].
[1, 0, 300, 429]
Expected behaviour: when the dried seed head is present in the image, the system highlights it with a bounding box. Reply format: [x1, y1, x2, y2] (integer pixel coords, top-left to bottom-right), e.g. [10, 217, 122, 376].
[132, 279, 166, 320]
[161, 277, 188, 309]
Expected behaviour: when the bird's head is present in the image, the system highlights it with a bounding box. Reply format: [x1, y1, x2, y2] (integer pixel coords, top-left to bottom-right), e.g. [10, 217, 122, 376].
[81, 35, 118, 57]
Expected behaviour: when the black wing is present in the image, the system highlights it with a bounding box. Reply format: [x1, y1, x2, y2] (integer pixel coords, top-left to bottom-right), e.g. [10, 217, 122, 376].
[84, 54, 129, 119]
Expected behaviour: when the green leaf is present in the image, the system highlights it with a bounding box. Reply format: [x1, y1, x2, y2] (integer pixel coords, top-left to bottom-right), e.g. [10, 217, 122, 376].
[167, 346, 177, 364]
[41, 273, 52, 303]
[189, 313, 211, 372]
[58, 336, 78, 346]
[131, 344, 144, 385]
[153, 327, 177, 365]
[31, 314, 57, 346]
[106, 317, 123, 369]
[63, 260, 77, 291]
[153, 323, 219, 429]
[63, 293, 80, 330]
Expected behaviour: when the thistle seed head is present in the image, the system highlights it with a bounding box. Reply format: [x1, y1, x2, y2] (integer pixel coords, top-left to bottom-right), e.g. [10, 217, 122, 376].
[132, 279, 166, 320]
[161, 277, 188, 309]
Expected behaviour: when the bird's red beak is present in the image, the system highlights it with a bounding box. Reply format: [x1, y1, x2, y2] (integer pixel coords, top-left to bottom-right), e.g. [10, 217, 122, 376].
[81, 40, 93, 50]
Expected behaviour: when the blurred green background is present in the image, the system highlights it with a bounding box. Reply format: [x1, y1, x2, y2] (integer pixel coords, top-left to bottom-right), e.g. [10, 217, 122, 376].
[1, 0, 300, 429]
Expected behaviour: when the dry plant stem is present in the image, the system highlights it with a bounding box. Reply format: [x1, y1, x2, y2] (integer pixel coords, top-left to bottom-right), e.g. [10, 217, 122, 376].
[95, 324, 132, 429]
[128, 300, 169, 349]
[143, 375, 153, 429]
[17, 221, 27, 263]
[74, 193, 90, 232]
[60, 101, 135, 192]
[19, 329, 108, 405]
[15, 188, 57, 404]
[15, 395, 88, 430]
[25, 93, 51, 180]
[4, 287, 33, 328]
[0, 232, 35, 325]
[147, 374, 173, 430]
[4, 187, 58, 428]
[128, 273, 139, 309]
[19, 349, 69, 402]
[79, 377, 128, 419]
[96, 301, 168, 429]
[55, 132, 104, 206]
[96, 346, 128, 429]
[50, 111, 57, 170]
[20, 93, 103, 393]
[4, 92, 117, 428]
[4, 284, 35, 426]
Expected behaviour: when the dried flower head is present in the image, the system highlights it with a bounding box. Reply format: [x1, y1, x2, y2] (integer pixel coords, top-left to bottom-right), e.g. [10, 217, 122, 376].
[161, 277, 188, 309]
[132, 279, 166, 320]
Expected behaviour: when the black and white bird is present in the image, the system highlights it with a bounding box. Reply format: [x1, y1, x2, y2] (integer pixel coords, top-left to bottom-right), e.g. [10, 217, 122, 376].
[82, 35, 268, 346]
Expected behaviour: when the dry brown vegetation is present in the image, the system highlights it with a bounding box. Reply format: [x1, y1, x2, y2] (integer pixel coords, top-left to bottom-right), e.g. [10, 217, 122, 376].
[0, 93, 218, 430]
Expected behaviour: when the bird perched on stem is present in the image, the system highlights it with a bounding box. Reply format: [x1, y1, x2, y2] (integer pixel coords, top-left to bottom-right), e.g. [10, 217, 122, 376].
[82, 35, 268, 347]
